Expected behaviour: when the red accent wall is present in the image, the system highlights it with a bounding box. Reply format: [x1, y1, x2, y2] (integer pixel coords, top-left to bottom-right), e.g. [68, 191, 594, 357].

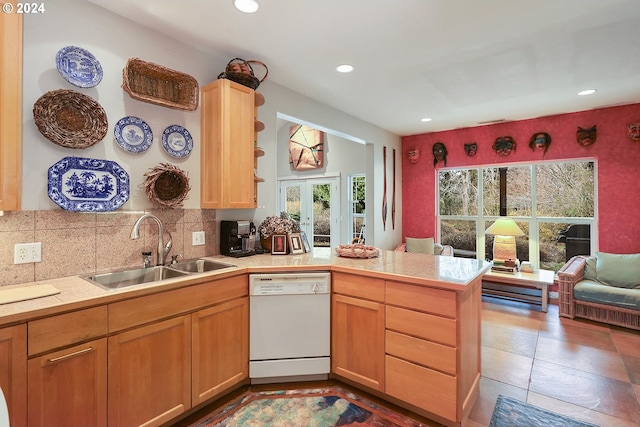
[402, 103, 640, 254]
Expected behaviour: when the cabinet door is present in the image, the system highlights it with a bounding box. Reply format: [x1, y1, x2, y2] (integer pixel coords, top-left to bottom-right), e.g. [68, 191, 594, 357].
[108, 316, 191, 427]
[27, 338, 107, 427]
[0, 324, 26, 427]
[0, 0, 22, 211]
[331, 294, 385, 391]
[200, 79, 255, 209]
[192, 297, 248, 404]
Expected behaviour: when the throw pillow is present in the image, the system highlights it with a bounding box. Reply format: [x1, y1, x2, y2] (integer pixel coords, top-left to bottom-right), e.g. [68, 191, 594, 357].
[596, 252, 640, 289]
[584, 256, 597, 280]
[405, 237, 434, 254]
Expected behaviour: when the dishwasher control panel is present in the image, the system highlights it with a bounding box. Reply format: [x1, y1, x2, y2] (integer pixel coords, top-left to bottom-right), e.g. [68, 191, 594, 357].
[249, 272, 330, 295]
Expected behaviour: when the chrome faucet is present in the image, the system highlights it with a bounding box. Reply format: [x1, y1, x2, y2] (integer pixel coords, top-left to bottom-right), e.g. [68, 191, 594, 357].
[130, 214, 172, 266]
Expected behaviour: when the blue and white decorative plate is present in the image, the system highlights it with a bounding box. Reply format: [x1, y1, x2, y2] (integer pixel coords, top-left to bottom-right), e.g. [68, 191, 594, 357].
[48, 157, 129, 212]
[55, 46, 103, 88]
[114, 116, 153, 153]
[161, 125, 193, 158]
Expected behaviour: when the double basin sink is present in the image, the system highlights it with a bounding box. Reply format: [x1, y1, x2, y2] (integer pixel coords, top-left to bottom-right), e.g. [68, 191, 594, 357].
[83, 259, 236, 290]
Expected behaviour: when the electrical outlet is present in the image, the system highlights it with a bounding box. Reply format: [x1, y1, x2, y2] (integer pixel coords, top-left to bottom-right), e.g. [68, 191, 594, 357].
[192, 231, 205, 246]
[14, 242, 42, 264]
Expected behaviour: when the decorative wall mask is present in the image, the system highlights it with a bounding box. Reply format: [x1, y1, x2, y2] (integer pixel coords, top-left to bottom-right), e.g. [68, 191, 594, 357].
[628, 122, 640, 141]
[464, 142, 478, 157]
[576, 125, 597, 147]
[407, 149, 420, 164]
[528, 132, 551, 155]
[493, 136, 516, 156]
[432, 142, 448, 166]
[288, 124, 324, 170]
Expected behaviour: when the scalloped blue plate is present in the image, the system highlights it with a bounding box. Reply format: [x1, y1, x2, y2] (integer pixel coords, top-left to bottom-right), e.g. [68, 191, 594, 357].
[55, 46, 103, 88]
[48, 157, 129, 212]
[114, 116, 153, 153]
[162, 125, 193, 158]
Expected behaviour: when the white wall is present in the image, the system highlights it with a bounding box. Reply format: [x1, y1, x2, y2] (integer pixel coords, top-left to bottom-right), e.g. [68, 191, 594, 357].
[275, 121, 368, 244]
[21, 0, 402, 249]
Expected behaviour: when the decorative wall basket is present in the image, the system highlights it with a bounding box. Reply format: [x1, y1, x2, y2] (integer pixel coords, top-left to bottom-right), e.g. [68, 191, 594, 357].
[33, 89, 108, 148]
[218, 57, 268, 90]
[122, 58, 199, 111]
[143, 163, 190, 209]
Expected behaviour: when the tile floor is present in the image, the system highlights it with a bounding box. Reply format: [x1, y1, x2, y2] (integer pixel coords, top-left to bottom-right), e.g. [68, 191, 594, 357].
[464, 297, 640, 427]
[175, 297, 640, 427]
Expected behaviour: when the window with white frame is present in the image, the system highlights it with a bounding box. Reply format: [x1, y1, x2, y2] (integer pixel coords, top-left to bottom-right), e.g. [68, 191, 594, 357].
[438, 160, 596, 271]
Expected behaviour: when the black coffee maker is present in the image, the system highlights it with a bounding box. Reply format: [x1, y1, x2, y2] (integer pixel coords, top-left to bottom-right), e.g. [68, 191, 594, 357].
[220, 220, 256, 257]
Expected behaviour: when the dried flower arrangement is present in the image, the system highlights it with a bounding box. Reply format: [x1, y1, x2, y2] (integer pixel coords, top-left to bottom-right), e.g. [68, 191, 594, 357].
[258, 211, 301, 238]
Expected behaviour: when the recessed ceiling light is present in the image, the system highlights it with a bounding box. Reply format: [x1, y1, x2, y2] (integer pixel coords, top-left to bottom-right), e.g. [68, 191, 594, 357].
[577, 89, 597, 96]
[336, 64, 353, 73]
[234, 0, 259, 13]
[421, 117, 432, 122]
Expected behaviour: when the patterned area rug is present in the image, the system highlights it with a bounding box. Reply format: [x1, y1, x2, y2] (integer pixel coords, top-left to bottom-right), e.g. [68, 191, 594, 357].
[191, 386, 427, 427]
[489, 395, 599, 427]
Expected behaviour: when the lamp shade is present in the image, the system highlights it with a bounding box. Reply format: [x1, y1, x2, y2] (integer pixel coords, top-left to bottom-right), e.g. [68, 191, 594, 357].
[485, 218, 524, 236]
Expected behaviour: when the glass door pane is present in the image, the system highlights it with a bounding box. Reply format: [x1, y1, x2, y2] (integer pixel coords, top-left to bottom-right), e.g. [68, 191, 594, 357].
[280, 178, 340, 255]
[312, 183, 331, 249]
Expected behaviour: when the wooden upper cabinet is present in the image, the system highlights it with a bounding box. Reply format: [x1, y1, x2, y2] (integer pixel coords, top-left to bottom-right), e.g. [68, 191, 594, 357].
[0, 0, 22, 211]
[200, 79, 256, 209]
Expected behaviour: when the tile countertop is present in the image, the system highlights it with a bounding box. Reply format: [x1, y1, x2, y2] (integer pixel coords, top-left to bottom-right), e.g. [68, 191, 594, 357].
[0, 250, 490, 327]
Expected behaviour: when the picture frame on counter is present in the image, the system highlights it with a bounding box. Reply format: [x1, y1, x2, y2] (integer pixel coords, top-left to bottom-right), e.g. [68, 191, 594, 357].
[271, 234, 288, 255]
[300, 231, 311, 252]
[288, 233, 304, 255]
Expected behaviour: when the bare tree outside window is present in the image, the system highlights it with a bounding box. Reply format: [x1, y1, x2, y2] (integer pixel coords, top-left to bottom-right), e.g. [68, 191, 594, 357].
[438, 161, 595, 271]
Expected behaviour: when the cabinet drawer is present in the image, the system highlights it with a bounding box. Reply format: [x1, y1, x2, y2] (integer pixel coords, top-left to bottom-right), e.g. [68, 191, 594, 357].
[386, 305, 456, 347]
[109, 275, 247, 332]
[28, 306, 107, 356]
[333, 272, 384, 302]
[386, 330, 456, 375]
[386, 355, 457, 422]
[386, 280, 456, 318]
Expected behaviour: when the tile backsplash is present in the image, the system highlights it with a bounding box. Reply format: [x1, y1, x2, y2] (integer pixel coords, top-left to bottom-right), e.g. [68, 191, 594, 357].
[0, 209, 217, 286]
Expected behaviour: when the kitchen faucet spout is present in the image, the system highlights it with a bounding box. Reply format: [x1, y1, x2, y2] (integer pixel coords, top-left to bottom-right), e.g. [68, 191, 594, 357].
[130, 214, 172, 266]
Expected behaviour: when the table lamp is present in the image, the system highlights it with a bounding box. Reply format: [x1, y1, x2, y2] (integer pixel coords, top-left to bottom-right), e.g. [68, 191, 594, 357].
[485, 218, 524, 263]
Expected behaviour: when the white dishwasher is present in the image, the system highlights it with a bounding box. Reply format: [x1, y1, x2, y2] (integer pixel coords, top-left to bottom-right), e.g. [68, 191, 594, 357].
[249, 271, 331, 384]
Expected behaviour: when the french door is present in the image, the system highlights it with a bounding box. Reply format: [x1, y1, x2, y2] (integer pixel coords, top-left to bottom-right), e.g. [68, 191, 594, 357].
[279, 177, 340, 251]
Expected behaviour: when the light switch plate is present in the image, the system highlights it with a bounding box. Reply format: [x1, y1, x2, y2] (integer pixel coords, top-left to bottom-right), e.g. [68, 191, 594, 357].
[14, 242, 42, 264]
[192, 231, 205, 246]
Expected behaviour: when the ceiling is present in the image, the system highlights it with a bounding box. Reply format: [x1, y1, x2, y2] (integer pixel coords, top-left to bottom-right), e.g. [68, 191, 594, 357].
[87, 0, 640, 136]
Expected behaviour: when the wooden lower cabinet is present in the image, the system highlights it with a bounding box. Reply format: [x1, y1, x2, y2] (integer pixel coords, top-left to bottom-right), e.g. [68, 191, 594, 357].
[0, 324, 26, 427]
[108, 316, 191, 427]
[384, 278, 482, 425]
[331, 292, 385, 391]
[385, 355, 457, 421]
[192, 297, 249, 404]
[27, 338, 107, 427]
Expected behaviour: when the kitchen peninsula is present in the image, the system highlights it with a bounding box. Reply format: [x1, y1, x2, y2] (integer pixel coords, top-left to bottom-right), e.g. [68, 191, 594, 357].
[0, 250, 489, 427]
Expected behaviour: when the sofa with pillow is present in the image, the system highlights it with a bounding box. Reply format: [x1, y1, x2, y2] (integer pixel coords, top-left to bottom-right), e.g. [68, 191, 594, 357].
[557, 252, 640, 330]
[394, 237, 454, 256]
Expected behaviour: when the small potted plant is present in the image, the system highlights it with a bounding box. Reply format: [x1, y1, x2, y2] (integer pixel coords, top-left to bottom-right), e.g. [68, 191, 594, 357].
[258, 212, 301, 251]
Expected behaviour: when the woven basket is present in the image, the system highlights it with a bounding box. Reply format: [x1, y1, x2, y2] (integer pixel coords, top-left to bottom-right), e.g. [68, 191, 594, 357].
[218, 57, 268, 90]
[335, 244, 381, 258]
[122, 58, 199, 111]
[143, 163, 190, 209]
[33, 89, 108, 148]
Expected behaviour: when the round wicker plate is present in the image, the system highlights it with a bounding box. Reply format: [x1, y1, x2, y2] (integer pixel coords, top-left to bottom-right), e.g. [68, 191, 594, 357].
[33, 89, 108, 149]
